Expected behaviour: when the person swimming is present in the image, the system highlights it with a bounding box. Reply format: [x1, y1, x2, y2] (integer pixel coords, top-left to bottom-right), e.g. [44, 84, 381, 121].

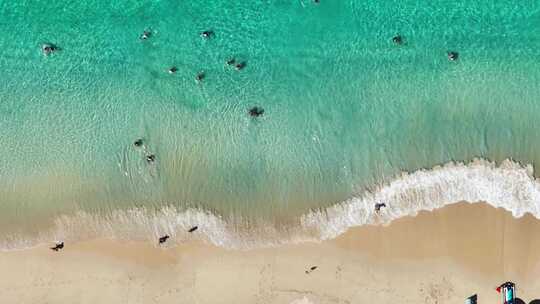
[133, 139, 143, 147]
[200, 30, 214, 39]
[188, 226, 198, 233]
[50, 242, 64, 252]
[158, 235, 169, 244]
[226, 58, 236, 66]
[235, 61, 247, 71]
[146, 154, 156, 163]
[392, 35, 403, 45]
[249, 106, 264, 117]
[168, 66, 178, 74]
[140, 30, 152, 40]
[41, 43, 59, 56]
[196, 71, 205, 82]
[447, 51, 459, 61]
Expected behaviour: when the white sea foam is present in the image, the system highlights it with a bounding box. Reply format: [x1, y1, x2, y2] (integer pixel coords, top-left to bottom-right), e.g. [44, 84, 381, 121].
[2, 158, 540, 251]
[302, 158, 540, 240]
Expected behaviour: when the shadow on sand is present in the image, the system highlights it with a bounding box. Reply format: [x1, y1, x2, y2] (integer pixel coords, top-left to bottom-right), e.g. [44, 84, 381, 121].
[514, 298, 540, 304]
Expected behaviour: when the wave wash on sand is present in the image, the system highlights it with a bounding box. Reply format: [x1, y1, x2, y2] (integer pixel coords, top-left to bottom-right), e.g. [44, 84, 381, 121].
[2, 158, 540, 251]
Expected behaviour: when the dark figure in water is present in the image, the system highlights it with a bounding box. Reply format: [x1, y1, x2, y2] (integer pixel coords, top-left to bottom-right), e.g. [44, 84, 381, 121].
[226, 58, 236, 66]
[146, 154, 156, 163]
[42, 43, 59, 56]
[235, 61, 247, 71]
[305, 266, 318, 274]
[133, 138, 143, 147]
[313, 0, 320, 3]
[140, 30, 152, 40]
[50, 242, 64, 252]
[374, 203, 387, 212]
[168, 66, 178, 74]
[447, 51, 459, 61]
[188, 226, 198, 233]
[200, 30, 214, 39]
[249, 106, 264, 117]
[158, 235, 170, 244]
[196, 71, 205, 82]
[392, 35, 403, 45]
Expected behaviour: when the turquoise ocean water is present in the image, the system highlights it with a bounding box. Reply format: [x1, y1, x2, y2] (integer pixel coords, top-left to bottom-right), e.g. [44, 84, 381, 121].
[1, 1, 540, 248]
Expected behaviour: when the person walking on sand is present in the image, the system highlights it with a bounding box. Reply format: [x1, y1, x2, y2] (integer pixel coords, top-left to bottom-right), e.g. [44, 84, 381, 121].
[158, 235, 169, 244]
[374, 203, 386, 213]
[50, 242, 64, 251]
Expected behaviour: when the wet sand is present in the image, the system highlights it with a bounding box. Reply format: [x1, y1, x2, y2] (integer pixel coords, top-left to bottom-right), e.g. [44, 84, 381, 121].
[1, 202, 539, 303]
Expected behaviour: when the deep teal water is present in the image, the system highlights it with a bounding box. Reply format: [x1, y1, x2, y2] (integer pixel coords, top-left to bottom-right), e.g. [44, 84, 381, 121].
[0, 1, 539, 241]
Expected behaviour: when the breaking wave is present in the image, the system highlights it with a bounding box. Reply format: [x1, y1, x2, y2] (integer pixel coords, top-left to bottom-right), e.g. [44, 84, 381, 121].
[2, 158, 540, 251]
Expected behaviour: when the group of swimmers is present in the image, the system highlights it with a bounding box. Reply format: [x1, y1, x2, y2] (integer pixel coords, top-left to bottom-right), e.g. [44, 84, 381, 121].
[133, 138, 156, 163]
[40, 34, 458, 121]
[139, 28, 248, 79]
[136, 28, 257, 116]
[392, 34, 459, 61]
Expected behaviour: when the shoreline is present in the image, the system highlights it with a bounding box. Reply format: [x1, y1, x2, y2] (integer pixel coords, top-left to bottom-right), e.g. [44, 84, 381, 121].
[3, 157, 540, 252]
[1, 202, 539, 303]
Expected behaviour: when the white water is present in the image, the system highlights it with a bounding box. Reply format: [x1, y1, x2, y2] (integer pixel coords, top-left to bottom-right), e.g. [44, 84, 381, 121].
[302, 158, 540, 240]
[2, 158, 540, 251]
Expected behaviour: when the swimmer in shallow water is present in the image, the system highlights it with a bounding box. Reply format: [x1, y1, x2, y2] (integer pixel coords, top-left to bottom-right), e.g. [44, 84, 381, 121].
[146, 154, 156, 163]
[133, 139, 143, 147]
[392, 35, 403, 45]
[447, 51, 459, 61]
[226, 58, 236, 66]
[168, 66, 178, 74]
[196, 71, 205, 82]
[235, 61, 247, 71]
[200, 30, 214, 39]
[41, 43, 59, 56]
[249, 106, 264, 117]
[140, 30, 152, 40]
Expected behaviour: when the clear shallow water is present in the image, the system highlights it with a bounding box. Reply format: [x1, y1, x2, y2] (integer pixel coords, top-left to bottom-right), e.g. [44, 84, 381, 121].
[0, 1, 540, 248]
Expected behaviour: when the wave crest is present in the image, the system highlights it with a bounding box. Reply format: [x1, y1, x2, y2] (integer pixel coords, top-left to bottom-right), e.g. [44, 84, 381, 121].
[302, 158, 540, 240]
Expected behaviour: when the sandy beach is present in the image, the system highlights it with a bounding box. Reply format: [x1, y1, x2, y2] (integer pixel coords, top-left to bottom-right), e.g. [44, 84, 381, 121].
[1, 202, 539, 304]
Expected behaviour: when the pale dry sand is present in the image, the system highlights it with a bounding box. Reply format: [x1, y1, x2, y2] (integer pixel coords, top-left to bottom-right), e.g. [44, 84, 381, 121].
[1, 202, 539, 304]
